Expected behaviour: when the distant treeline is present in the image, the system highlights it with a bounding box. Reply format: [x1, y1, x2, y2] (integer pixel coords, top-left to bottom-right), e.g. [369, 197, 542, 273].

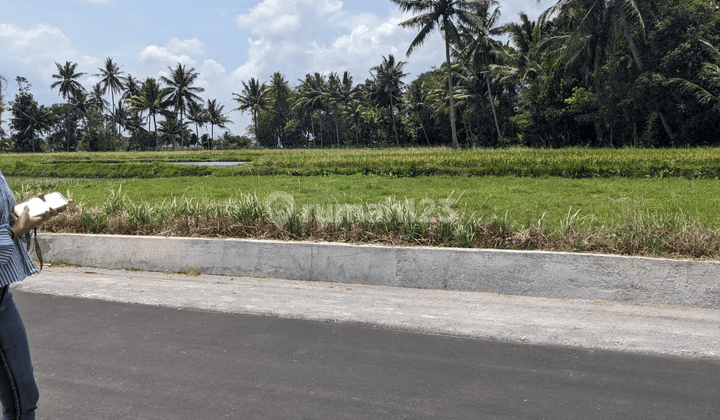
[1, 0, 719, 152]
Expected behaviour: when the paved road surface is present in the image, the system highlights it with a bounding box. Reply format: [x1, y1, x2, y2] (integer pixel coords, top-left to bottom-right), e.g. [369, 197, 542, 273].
[14, 291, 720, 420]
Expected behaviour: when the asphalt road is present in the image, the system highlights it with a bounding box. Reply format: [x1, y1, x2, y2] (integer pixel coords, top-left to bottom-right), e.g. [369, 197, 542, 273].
[13, 291, 720, 420]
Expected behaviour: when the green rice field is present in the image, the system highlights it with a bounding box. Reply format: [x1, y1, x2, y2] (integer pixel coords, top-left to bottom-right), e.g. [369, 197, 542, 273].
[3, 147, 720, 258]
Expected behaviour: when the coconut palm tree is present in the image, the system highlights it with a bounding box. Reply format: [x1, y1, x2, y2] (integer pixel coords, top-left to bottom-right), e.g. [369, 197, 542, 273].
[232, 77, 270, 145]
[205, 99, 231, 149]
[268, 72, 292, 147]
[404, 77, 433, 146]
[94, 57, 125, 117]
[391, 0, 490, 148]
[51, 61, 86, 100]
[51, 61, 88, 151]
[456, 2, 504, 143]
[370, 55, 407, 147]
[160, 63, 205, 149]
[187, 101, 208, 148]
[499, 11, 551, 82]
[673, 40, 720, 116]
[90, 82, 110, 114]
[128, 77, 172, 150]
[158, 114, 188, 149]
[544, 0, 675, 141]
[122, 74, 142, 102]
[292, 73, 326, 147]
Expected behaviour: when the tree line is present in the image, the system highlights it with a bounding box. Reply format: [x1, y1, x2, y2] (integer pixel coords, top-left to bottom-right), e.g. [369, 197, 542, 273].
[1, 0, 719, 152]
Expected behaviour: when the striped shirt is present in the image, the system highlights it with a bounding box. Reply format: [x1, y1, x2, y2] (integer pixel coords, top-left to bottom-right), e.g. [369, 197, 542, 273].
[0, 170, 39, 287]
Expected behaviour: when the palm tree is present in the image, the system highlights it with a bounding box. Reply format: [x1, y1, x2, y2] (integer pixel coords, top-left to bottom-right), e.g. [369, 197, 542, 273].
[391, 0, 488, 148]
[268, 72, 291, 147]
[90, 82, 110, 114]
[370, 55, 407, 147]
[51, 61, 87, 151]
[456, 2, 504, 143]
[343, 99, 364, 147]
[110, 99, 130, 135]
[68, 89, 91, 129]
[500, 11, 550, 82]
[51, 61, 86, 100]
[158, 115, 187, 149]
[187, 101, 208, 148]
[205, 99, 232, 149]
[232, 77, 270, 145]
[404, 77, 432, 146]
[122, 74, 142, 102]
[323, 72, 345, 147]
[673, 40, 720, 116]
[544, 0, 674, 141]
[160, 63, 205, 149]
[293, 73, 326, 147]
[94, 57, 125, 118]
[128, 77, 172, 150]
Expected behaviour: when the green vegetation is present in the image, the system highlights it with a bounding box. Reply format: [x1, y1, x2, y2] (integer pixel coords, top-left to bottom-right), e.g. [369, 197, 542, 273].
[3, 147, 720, 259]
[9, 174, 720, 231]
[3, 147, 720, 179]
[2, 0, 719, 152]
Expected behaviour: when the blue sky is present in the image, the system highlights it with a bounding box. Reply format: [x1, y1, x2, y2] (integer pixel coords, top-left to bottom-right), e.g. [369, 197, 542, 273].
[1, 0, 548, 136]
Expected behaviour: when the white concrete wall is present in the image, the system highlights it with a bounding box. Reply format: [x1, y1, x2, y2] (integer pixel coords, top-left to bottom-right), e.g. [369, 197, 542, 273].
[37, 233, 720, 308]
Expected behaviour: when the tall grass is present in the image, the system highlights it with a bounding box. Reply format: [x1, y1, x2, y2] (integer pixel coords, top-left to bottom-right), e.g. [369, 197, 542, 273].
[37, 187, 720, 260]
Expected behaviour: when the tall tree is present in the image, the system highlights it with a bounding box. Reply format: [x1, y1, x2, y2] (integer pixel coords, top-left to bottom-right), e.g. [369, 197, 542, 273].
[160, 63, 205, 149]
[391, 0, 488, 148]
[187, 101, 208, 147]
[51, 61, 87, 151]
[158, 114, 188, 149]
[456, 1, 504, 143]
[90, 82, 110, 114]
[673, 40, 720, 117]
[293, 73, 326, 147]
[370, 55, 408, 147]
[94, 57, 125, 116]
[51, 61, 86, 100]
[128, 77, 172, 150]
[404, 76, 433, 146]
[205, 99, 232, 149]
[122, 74, 142, 102]
[544, 0, 675, 141]
[268, 72, 292, 147]
[232, 77, 270, 146]
[11, 77, 51, 152]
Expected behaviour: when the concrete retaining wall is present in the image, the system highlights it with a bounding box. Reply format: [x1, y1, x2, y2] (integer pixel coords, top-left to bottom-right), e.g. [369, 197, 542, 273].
[37, 233, 720, 308]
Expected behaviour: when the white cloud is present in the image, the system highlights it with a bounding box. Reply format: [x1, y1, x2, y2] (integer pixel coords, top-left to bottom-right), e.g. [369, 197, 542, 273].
[0, 23, 103, 94]
[138, 38, 205, 67]
[236, 0, 343, 36]
[166, 38, 205, 56]
[0, 23, 75, 68]
[231, 0, 445, 85]
[202, 59, 226, 76]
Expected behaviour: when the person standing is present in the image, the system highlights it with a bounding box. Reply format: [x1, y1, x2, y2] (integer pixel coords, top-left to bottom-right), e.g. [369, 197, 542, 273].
[0, 169, 64, 420]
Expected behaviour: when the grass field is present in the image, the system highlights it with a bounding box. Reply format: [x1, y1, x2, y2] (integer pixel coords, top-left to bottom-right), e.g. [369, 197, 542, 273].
[8, 174, 720, 232]
[3, 147, 720, 178]
[4, 147, 720, 258]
